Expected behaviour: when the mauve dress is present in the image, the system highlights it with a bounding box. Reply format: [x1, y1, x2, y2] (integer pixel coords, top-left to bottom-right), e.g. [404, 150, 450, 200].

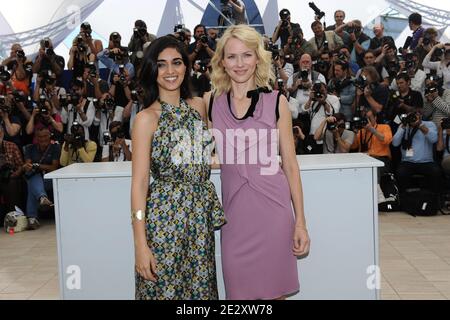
[211, 90, 300, 300]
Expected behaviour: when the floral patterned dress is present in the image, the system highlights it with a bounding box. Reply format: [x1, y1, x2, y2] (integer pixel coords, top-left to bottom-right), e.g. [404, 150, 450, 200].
[135, 99, 225, 300]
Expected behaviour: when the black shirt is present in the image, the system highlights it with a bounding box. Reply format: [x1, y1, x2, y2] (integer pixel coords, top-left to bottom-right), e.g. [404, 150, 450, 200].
[188, 40, 216, 62]
[369, 36, 396, 51]
[35, 55, 65, 75]
[278, 23, 302, 48]
[359, 84, 389, 113]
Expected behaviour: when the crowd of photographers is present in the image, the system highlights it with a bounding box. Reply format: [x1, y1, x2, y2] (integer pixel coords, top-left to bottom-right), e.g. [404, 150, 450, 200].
[1, 3, 450, 228]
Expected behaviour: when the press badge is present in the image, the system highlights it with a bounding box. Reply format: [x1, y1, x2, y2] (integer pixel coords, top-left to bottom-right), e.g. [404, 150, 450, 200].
[406, 148, 414, 157]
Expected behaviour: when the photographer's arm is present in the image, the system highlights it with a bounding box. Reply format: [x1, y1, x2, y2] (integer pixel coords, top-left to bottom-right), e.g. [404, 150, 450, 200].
[392, 126, 405, 147]
[230, 0, 245, 13]
[314, 118, 327, 141]
[422, 45, 441, 71]
[431, 91, 450, 117]
[122, 141, 132, 161]
[3, 116, 21, 137]
[16, 101, 31, 122]
[50, 56, 63, 76]
[49, 116, 63, 133]
[39, 160, 59, 173]
[365, 93, 384, 113]
[32, 54, 42, 74]
[59, 143, 70, 167]
[67, 48, 76, 70]
[437, 127, 444, 152]
[78, 142, 97, 163]
[123, 100, 133, 120]
[25, 111, 36, 135]
[33, 80, 41, 102]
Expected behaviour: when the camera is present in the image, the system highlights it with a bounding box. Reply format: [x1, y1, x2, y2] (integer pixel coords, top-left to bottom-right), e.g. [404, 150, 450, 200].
[300, 69, 309, 81]
[195, 60, 208, 74]
[59, 95, 68, 108]
[0, 66, 11, 82]
[315, 59, 330, 72]
[277, 79, 284, 90]
[12, 90, 26, 103]
[134, 27, 147, 39]
[422, 34, 432, 46]
[87, 62, 97, 78]
[131, 90, 140, 103]
[400, 113, 417, 126]
[70, 93, 81, 106]
[101, 97, 115, 112]
[353, 75, 376, 92]
[323, 40, 329, 52]
[441, 118, 450, 130]
[76, 35, 88, 53]
[312, 82, 324, 101]
[351, 116, 369, 131]
[174, 24, 186, 43]
[103, 132, 112, 145]
[308, 2, 325, 20]
[16, 50, 25, 59]
[200, 35, 209, 44]
[0, 95, 9, 113]
[425, 84, 439, 96]
[279, 9, 290, 28]
[66, 122, 84, 148]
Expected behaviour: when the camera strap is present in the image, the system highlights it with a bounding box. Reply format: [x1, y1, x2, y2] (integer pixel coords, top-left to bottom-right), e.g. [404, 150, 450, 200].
[315, 36, 326, 51]
[446, 134, 450, 154]
[402, 127, 419, 150]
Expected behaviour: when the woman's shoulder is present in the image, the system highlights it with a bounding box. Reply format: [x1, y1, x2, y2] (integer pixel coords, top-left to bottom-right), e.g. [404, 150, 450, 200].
[134, 104, 161, 131]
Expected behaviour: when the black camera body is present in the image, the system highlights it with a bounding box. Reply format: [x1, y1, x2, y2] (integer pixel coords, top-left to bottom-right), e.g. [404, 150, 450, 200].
[16, 50, 25, 60]
[309, 2, 325, 20]
[195, 60, 208, 74]
[351, 116, 369, 131]
[0, 95, 9, 113]
[441, 118, 450, 130]
[134, 27, 147, 39]
[312, 82, 324, 101]
[12, 90, 26, 104]
[0, 66, 11, 82]
[300, 69, 309, 81]
[174, 24, 186, 42]
[400, 113, 417, 126]
[101, 97, 116, 112]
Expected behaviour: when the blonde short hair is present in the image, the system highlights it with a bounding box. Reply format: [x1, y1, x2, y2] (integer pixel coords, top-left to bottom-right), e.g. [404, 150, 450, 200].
[211, 25, 275, 96]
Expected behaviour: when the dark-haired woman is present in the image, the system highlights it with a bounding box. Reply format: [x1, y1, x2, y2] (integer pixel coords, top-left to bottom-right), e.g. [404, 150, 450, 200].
[131, 36, 225, 300]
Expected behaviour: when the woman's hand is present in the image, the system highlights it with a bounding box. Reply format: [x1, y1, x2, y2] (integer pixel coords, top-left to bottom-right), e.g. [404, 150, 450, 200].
[135, 244, 158, 282]
[293, 226, 310, 257]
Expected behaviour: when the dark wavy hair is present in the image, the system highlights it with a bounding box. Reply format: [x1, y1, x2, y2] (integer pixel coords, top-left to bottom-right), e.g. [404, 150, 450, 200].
[138, 36, 192, 108]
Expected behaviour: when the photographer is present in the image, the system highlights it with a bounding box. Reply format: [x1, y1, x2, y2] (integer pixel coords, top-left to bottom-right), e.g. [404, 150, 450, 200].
[308, 21, 343, 60]
[314, 51, 333, 83]
[387, 73, 424, 124]
[191, 59, 212, 98]
[123, 87, 144, 138]
[422, 75, 450, 129]
[392, 111, 441, 194]
[287, 54, 326, 118]
[328, 60, 356, 121]
[1, 44, 33, 95]
[437, 118, 450, 176]
[283, 30, 314, 69]
[369, 24, 396, 56]
[33, 70, 66, 113]
[390, 51, 426, 94]
[80, 22, 104, 56]
[422, 43, 450, 90]
[408, 13, 425, 51]
[338, 46, 360, 75]
[336, 20, 371, 68]
[32, 38, 65, 77]
[272, 9, 301, 48]
[60, 80, 95, 140]
[301, 81, 341, 154]
[97, 32, 136, 84]
[128, 20, 156, 70]
[188, 25, 215, 64]
[0, 94, 22, 147]
[60, 122, 97, 167]
[415, 27, 439, 70]
[355, 50, 389, 86]
[22, 127, 60, 230]
[93, 93, 124, 147]
[351, 109, 393, 166]
[314, 113, 354, 154]
[81, 63, 109, 100]
[355, 66, 389, 115]
[224, 0, 247, 25]
[173, 26, 192, 47]
[101, 121, 132, 162]
[0, 125, 24, 216]
[325, 10, 346, 31]
[67, 32, 96, 80]
[26, 97, 63, 143]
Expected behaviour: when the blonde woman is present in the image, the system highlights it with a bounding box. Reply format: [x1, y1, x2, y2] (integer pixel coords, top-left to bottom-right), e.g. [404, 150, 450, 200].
[205, 25, 310, 300]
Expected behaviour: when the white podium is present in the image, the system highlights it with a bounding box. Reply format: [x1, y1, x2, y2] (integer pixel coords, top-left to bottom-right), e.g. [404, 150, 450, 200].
[46, 154, 383, 300]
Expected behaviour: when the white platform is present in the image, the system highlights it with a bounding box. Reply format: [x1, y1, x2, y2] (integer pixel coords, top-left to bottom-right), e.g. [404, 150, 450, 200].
[46, 153, 383, 300]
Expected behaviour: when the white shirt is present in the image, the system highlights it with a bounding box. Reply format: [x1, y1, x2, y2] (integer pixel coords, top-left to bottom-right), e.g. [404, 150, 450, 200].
[287, 71, 327, 119]
[102, 139, 132, 162]
[301, 94, 341, 138]
[60, 100, 95, 140]
[422, 57, 450, 90]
